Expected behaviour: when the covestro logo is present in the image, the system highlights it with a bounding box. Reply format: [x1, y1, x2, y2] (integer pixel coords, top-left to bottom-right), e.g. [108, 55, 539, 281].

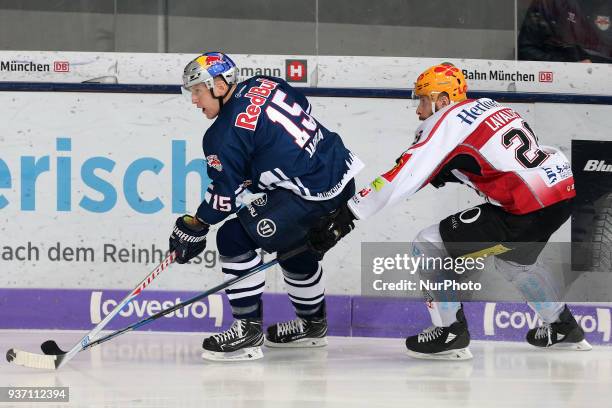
[483, 303, 611, 342]
[89, 291, 224, 327]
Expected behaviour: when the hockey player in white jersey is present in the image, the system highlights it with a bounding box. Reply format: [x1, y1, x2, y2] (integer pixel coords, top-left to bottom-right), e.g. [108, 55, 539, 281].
[308, 63, 592, 360]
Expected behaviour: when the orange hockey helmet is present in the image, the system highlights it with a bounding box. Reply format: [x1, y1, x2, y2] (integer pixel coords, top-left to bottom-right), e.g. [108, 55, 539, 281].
[413, 63, 468, 103]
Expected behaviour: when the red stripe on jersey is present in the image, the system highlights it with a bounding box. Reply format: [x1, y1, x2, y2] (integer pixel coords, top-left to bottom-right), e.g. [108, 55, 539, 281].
[449, 146, 545, 214]
[424, 145, 575, 214]
[463, 108, 522, 150]
[521, 172, 576, 208]
[382, 152, 412, 182]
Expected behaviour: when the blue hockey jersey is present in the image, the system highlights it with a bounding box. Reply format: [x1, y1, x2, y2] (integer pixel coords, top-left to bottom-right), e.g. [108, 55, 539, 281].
[196, 75, 364, 225]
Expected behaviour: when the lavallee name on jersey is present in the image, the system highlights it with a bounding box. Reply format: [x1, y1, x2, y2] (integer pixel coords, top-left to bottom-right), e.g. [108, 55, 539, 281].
[234, 78, 279, 131]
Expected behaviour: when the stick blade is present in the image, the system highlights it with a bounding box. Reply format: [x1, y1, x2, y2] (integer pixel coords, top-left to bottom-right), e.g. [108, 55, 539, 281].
[6, 348, 59, 370]
[41, 340, 67, 356]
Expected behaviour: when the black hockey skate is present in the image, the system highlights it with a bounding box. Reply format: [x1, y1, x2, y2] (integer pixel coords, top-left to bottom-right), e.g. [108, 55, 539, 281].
[405, 307, 473, 360]
[201, 318, 264, 361]
[526, 305, 592, 351]
[265, 302, 328, 348]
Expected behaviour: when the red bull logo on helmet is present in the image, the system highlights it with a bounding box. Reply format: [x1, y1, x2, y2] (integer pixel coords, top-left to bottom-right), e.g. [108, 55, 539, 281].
[196, 54, 223, 69]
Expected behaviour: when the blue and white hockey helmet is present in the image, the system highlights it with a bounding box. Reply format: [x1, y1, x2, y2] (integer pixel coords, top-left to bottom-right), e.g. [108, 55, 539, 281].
[182, 52, 239, 91]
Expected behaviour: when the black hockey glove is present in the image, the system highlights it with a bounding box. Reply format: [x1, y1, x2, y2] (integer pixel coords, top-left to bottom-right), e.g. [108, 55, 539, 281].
[169, 215, 209, 264]
[307, 201, 356, 260]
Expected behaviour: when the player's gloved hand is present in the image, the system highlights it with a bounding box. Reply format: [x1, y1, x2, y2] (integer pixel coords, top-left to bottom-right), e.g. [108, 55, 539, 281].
[169, 215, 209, 264]
[307, 201, 356, 260]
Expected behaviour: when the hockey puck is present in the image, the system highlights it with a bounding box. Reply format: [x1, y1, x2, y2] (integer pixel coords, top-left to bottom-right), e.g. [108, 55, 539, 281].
[41, 340, 66, 356]
[6, 348, 16, 362]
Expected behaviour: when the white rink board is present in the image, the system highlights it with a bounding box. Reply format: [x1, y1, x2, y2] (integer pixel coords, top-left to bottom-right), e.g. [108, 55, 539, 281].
[1, 51, 611, 94]
[1, 89, 611, 294]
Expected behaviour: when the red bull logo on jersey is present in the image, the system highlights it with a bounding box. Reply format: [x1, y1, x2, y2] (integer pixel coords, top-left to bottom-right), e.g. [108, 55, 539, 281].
[206, 155, 223, 172]
[595, 15, 610, 31]
[234, 78, 279, 131]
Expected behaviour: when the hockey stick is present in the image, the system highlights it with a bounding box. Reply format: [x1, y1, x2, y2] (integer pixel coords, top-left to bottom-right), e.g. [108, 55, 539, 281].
[6, 251, 177, 370]
[7, 244, 307, 369]
[59, 244, 306, 352]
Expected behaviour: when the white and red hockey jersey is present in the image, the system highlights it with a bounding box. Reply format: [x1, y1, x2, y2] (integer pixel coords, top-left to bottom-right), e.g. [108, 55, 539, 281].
[349, 98, 575, 219]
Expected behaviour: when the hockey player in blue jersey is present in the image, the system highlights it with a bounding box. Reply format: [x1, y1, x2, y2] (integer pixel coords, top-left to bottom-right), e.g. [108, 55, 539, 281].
[168, 52, 363, 361]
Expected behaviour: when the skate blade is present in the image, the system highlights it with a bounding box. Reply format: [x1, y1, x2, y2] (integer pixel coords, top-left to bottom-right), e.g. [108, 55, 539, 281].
[548, 339, 593, 351]
[201, 346, 263, 362]
[406, 347, 473, 361]
[264, 337, 328, 349]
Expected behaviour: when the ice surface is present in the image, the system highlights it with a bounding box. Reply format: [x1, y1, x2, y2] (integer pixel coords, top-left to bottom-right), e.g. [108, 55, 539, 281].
[1, 330, 610, 408]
